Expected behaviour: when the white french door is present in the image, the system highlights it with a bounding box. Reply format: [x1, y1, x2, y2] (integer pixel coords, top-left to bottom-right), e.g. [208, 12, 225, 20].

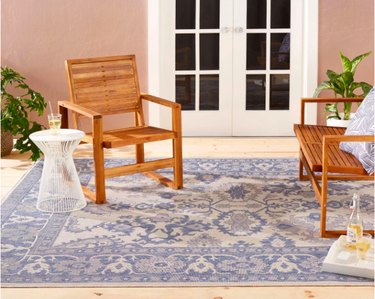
[153, 0, 317, 136]
[232, 0, 303, 135]
[159, 0, 233, 136]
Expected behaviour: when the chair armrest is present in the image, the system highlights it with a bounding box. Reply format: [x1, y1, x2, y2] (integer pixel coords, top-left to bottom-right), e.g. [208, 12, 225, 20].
[58, 100, 103, 144]
[140, 94, 182, 133]
[58, 100, 102, 119]
[323, 134, 374, 144]
[300, 97, 364, 125]
[321, 134, 374, 172]
[302, 98, 364, 104]
[141, 93, 181, 109]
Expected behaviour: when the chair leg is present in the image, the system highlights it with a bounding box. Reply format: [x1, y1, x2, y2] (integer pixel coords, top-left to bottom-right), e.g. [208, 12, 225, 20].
[93, 144, 106, 204]
[298, 150, 304, 180]
[320, 170, 328, 238]
[298, 149, 310, 181]
[298, 159, 304, 180]
[58, 105, 68, 129]
[136, 144, 145, 163]
[173, 137, 183, 189]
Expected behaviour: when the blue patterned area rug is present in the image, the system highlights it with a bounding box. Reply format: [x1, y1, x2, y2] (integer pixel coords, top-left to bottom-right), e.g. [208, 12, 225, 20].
[1, 158, 374, 287]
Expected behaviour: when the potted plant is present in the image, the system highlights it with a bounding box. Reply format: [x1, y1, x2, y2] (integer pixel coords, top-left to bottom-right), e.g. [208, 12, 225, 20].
[314, 51, 373, 126]
[1, 67, 47, 161]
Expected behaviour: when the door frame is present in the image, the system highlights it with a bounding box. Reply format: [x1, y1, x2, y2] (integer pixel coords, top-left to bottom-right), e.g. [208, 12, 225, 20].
[147, 0, 318, 133]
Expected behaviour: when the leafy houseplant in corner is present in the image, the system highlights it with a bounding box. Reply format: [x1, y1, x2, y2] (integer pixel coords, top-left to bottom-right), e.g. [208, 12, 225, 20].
[1, 67, 47, 160]
[314, 51, 373, 127]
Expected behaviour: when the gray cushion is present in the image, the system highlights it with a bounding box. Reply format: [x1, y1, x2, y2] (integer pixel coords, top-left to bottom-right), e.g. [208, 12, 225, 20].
[340, 88, 374, 175]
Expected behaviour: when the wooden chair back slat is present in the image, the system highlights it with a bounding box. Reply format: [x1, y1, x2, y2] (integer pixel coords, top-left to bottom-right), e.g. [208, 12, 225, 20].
[66, 55, 142, 118]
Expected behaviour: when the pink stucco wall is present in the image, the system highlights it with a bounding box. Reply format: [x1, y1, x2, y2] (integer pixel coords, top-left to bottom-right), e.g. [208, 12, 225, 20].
[2, 0, 374, 131]
[1, 0, 147, 129]
[318, 0, 374, 124]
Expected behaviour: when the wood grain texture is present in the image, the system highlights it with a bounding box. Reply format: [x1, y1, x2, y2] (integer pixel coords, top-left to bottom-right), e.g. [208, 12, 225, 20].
[66, 56, 140, 116]
[300, 97, 364, 125]
[92, 116, 106, 204]
[1, 286, 373, 299]
[294, 125, 367, 174]
[104, 158, 174, 177]
[86, 126, 176, 148]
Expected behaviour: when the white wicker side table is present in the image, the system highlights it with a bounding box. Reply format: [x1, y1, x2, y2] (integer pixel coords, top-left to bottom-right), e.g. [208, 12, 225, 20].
[30, 129, 87, 213]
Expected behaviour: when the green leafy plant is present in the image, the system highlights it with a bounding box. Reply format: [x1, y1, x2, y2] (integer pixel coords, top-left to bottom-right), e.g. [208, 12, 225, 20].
[314, 51, 373, 120]
[1, 67, 47, 161]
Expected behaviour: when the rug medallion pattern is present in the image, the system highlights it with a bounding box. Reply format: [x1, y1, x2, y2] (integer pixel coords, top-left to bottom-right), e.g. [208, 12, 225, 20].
[1, 158, 374, 286]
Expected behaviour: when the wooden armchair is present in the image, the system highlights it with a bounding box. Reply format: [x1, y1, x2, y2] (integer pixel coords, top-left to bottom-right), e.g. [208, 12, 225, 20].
[294, 98, 374, 238]
[58, 55, 183, 204]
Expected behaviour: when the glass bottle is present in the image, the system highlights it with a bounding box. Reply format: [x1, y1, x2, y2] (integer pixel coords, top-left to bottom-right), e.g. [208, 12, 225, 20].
[346, 193, 363, 247]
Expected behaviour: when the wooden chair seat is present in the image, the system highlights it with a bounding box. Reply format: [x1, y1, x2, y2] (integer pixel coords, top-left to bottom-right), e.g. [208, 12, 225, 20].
[294, 124, 367, 174]
[86, 126, 176, 148]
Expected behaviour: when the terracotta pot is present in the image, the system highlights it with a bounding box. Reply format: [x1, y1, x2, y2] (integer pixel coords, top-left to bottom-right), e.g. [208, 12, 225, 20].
[1, 129, 13, 156]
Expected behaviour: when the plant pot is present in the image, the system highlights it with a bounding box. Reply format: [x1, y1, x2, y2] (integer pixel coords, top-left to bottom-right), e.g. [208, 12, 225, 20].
[1, 129, 13, 156]
[326, 113, 355, 128]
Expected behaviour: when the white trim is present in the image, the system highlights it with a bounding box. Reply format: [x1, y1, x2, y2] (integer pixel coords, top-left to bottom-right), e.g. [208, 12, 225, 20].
[302, 0, 319, 125]
[174, 29, 221, 33]
[195, 0, 200, 112]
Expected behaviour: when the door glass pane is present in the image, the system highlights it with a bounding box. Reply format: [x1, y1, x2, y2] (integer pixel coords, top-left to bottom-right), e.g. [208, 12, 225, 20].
[246, 34, 266, 70]
[176, 0, 196, 29]
[246, 75, 266, 110]
[271, 33, 290, 70]
[176, 75, 196, 110]
[200, 0, 220, 29]
[200, 34, 219, 70]
[176, 34, 196, 70]
[247, 0, 266, 29]
[200, 75, 219, 110]
[270, 74, 289, 110]
[271, 0, 290, 28]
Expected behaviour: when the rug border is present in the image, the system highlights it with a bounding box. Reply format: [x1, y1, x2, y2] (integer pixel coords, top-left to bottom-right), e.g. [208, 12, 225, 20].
[1, 160, 39, 203]
[2, 280, 373, 288]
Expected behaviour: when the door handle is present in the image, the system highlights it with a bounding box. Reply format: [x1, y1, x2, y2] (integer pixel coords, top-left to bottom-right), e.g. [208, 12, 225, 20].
[234, 27, 244, 33]
[221, 27, 231, 33]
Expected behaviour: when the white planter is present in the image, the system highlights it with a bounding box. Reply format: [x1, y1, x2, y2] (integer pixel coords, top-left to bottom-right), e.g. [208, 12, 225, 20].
[326, 113, 355, 128]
